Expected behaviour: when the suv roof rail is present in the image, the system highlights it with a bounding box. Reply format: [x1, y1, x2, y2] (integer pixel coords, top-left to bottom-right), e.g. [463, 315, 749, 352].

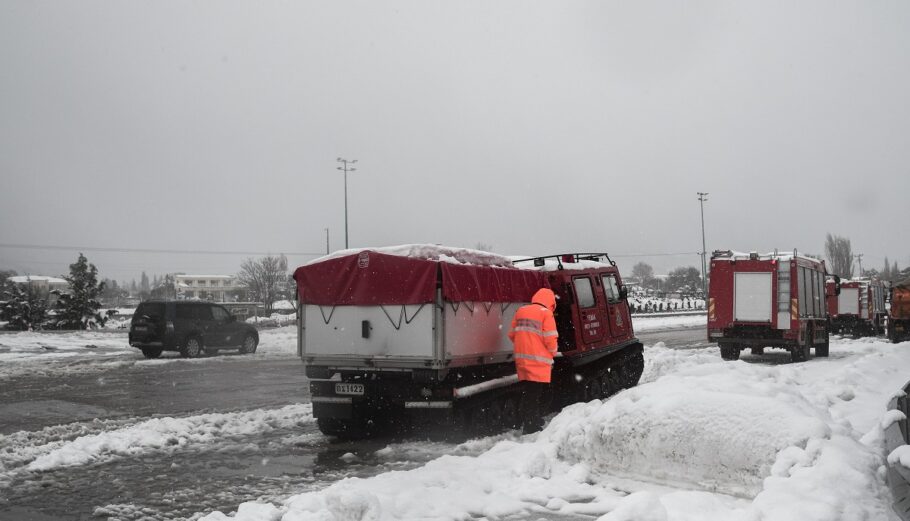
[512, 253, 615, 270]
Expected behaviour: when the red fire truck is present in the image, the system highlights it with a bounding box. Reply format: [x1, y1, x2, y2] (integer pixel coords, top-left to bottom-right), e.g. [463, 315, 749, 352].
[826, 278, 887, 337]
[708, 250, 830, 363]
[293, 246, 644, 439]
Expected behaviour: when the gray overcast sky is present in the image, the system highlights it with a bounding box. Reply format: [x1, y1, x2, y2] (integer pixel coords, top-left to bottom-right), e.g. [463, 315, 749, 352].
[1, 1, 908, 281]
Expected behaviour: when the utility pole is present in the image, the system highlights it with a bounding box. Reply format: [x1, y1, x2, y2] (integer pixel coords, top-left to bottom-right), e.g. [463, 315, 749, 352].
[325, 228, 330, 254]
[697, 192, 709, 297]
[336, 158, 358, 249]
[855, 253, 864, 278]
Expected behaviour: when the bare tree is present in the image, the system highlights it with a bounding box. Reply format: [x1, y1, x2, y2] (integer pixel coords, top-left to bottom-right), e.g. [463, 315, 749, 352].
[237, 254, 288, 315]
[630, 262, 655, 288]
[824, 233, 854, 279]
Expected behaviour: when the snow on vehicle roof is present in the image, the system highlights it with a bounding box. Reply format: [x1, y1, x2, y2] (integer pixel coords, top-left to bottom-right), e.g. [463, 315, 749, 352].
[508, 256, 614, 272]
[712, 250, 824, 264]
[306, 244, 515, 267]
[306, 245, 615, 272]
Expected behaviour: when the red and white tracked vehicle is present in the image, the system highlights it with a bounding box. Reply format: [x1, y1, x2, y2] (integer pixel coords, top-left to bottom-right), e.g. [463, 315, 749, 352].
[293, 245, 644, 438]
[708, 250, 831, 363]
[826, 277, 888, 337]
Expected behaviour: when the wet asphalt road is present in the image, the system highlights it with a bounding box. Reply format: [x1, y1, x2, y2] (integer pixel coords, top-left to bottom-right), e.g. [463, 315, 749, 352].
[0, 326, 706, 521]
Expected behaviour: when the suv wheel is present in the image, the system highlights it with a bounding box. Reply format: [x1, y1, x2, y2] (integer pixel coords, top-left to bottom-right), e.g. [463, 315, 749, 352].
[239, 334, 258, 354]
[181, 336, 203, 358]
[141, 348, 162, 359]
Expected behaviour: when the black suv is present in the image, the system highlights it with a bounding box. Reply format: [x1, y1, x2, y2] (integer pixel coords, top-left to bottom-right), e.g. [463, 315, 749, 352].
[129, 301, 259, 359]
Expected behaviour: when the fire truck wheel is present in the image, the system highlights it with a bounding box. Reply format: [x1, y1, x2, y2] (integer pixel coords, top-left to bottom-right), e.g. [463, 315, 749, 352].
[719, 343, 739, 361]
[791, 343, 810, 363]
[815, 337, 830, 357]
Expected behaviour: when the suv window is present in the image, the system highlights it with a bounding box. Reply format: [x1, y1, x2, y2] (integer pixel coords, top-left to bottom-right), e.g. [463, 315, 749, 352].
[136, 302, 164, 320]
[211, 306, 230, 322]
[195, 304, 213, 320]
[176, 304, 195, 320]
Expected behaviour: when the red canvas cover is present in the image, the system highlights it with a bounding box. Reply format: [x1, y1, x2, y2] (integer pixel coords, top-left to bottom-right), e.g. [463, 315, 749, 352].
[294, 250, 550, 306]
[440, 263, 550, 303]
[294, 251, 438, 306]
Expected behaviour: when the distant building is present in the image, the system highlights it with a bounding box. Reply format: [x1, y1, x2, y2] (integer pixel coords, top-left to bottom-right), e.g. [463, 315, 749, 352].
[174, 275, 237, 302]
[8, 275, 69, 303]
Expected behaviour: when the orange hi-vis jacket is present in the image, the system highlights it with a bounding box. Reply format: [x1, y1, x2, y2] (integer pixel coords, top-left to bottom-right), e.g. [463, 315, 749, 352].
[509, 288, 559, 383]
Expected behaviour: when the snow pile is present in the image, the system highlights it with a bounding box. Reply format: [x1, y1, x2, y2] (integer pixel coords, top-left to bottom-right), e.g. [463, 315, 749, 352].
[545, 362, 832, 497]
[307, 244, 514, 267]
[199, 337, 905, 521]
[2, 404, 313, 476]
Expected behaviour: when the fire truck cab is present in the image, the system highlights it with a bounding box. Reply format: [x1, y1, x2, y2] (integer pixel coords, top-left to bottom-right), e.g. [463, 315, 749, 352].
[708, 250, 830, 363]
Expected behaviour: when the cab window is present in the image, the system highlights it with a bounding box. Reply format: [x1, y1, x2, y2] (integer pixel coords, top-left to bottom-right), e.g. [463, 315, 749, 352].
[573, 277, 596, 308]
[601, 274, 620, 303]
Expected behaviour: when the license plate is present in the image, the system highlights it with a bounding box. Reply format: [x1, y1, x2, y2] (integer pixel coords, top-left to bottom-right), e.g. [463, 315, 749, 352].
[335, 383, 364, 396]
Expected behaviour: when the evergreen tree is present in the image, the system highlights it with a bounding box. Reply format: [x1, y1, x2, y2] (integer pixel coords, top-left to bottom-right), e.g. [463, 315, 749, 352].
[883, 258, 892, 281]
[53, 253, 112, 329]
[130, 279, 138, 294]
[1, 283, 48, 330]
[140, 272, 150, 293]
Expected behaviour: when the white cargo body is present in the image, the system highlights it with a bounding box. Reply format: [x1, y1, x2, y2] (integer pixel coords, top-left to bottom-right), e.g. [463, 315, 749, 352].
[300, 300, 523, 369]
[293, 246, 550, 373]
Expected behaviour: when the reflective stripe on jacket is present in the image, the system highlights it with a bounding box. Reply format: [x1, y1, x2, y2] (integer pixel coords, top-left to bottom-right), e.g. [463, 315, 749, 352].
[508, 288, 558, 383]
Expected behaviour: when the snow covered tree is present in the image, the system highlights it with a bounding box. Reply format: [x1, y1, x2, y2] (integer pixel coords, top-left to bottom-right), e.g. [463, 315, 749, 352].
[0, 269, 17, 288]
[824, 233, 854, 279]
[883, 258, 892, 281]
[150, 274, 176, 299]
[666, 266, 702, 294]
[52, 253, 111, 329]
[237, 254, 288, 315]
[1, 282, 48, 330]
[631, 262, 656, 288]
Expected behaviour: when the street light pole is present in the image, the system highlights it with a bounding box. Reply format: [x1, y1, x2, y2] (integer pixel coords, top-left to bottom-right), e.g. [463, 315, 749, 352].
[697, 192, 709, 296]
[336, 158, 358, 249]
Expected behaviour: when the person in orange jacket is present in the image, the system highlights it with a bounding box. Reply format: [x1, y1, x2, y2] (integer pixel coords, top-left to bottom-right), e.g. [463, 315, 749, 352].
[508, 287, 559, 433]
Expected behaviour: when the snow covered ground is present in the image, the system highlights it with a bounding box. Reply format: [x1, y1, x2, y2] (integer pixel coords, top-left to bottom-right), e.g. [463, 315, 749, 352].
[0, 315, 702, 381]
[197, 336, 907, 521]
[632, 313, 706, 333]
[0, 326, 299, 380]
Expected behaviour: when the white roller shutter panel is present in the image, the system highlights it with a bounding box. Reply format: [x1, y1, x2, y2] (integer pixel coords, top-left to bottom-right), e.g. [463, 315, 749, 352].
[734, 272, 773, 322]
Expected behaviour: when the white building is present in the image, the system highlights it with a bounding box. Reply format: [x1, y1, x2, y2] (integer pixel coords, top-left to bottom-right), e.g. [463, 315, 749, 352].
[174, 275, 237, 302]
[8, 275, 70, 301]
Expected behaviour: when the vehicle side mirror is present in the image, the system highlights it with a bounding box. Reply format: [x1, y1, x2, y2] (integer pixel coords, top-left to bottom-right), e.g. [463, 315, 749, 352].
[619, 286, 629, 300]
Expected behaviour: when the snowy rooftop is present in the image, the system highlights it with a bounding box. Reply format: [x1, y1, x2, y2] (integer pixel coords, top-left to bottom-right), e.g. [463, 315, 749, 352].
[8, 275, 68, 284]
[173, 275, 233, 279]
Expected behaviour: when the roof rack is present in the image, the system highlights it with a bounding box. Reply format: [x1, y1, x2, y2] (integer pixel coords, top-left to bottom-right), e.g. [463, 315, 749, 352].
[512, 253, 615, 270]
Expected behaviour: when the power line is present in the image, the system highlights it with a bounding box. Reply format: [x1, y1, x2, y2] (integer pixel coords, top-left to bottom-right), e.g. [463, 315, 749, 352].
[0, 243, 325, 256]
[611, 252, 700, 258]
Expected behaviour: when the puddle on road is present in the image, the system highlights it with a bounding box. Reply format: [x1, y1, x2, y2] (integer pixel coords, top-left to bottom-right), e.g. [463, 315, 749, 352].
[0, 424, 463, 521]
